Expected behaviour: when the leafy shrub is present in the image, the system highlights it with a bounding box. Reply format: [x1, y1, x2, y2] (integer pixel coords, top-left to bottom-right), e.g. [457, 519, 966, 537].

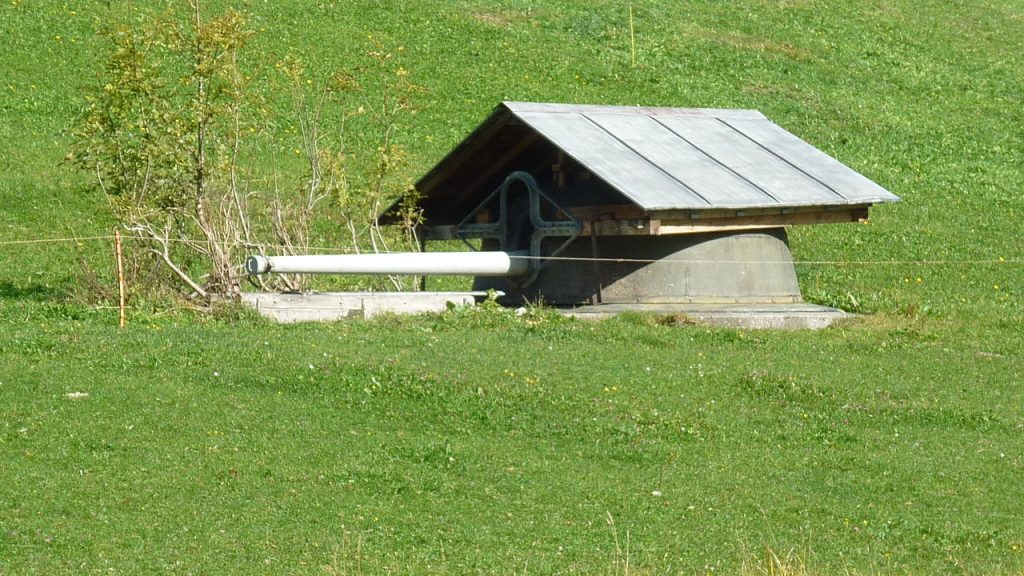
[67, 2, 422, 303]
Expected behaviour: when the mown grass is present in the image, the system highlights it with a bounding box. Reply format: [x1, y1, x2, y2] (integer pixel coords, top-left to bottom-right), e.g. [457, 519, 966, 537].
[1, 0, 1023, 573]
[2, 308, 1022, 573]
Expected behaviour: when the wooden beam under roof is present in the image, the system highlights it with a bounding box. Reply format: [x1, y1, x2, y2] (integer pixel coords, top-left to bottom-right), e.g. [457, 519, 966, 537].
[583, 207, 869, 236]
[419, 205, 870, 240]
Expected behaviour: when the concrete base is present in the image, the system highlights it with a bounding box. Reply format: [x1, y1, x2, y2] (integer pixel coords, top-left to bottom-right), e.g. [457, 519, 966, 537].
[240, 291, 486, 322]
[241, 292, 847, 330]
[563, 302, 849, 330]
[475, 229, 803, 306]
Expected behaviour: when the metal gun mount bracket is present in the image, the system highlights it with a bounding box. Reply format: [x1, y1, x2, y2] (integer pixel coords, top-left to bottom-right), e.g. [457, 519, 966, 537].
[454, 171, 582, 287]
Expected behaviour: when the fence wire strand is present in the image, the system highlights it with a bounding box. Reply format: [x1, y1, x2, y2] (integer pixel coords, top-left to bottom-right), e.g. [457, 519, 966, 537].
[0, 233, 1020, 267]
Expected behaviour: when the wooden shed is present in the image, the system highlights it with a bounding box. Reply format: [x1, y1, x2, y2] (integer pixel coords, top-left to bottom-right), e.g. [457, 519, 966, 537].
[390, 102, 900, 306]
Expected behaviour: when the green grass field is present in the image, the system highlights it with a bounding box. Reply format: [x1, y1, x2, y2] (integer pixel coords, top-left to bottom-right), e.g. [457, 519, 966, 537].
[2, 1, 1022, 574]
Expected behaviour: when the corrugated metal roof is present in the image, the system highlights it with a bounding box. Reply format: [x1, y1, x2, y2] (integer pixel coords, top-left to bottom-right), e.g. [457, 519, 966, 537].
[396, 102, 900, 226]
[502, 102, 899, 211]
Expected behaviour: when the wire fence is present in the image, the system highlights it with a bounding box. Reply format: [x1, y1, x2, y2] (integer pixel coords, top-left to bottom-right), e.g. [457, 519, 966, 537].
[1, 233, 1020, 268]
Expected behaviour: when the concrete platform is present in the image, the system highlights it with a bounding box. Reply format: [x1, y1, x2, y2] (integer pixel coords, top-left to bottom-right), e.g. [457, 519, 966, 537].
[562, 302, 849, 330]
[241, 292, 847, 329]
[240, 291, 486, 322]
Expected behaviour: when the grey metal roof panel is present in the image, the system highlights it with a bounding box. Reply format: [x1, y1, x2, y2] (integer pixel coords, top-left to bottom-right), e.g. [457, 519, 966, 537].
[722, 117, 896, 204]
[585, 113, 777, 207]
[503, 102, 899, 211]
[515, 111, 707, 209]
[655, 116, 841, 206]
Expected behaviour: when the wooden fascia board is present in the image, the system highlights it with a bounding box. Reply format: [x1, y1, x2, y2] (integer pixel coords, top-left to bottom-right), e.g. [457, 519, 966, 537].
[579, 206, 870, 237]
[567, 203, 873, 221]
[654, 206, 869, 235]
[422, 205, 871, 241]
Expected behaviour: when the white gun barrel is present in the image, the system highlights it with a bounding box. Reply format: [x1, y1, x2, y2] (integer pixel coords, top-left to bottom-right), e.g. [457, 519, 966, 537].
[245, 251, 529, 277]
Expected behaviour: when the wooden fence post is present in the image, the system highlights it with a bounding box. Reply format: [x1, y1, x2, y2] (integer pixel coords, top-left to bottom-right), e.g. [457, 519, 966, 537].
[115, 229, 126, 328]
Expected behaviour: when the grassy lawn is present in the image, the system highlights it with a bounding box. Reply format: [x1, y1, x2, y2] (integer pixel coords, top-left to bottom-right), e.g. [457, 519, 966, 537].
[1, 0, 1022, 573]
[1, 309, 1022, 573]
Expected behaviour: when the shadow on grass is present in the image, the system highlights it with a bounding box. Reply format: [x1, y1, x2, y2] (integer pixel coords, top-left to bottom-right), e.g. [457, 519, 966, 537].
[0, 280, 67, 302]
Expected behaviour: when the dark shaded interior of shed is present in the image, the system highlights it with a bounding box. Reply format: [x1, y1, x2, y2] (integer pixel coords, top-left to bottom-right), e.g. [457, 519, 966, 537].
[415, 121, 626, 225]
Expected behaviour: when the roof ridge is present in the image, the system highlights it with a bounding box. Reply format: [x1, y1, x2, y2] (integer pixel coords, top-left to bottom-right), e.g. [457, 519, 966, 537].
[502, 101, 766, 119]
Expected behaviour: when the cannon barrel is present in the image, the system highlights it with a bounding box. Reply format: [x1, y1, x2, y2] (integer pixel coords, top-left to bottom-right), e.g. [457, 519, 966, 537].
[245, 251, 529, 277]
